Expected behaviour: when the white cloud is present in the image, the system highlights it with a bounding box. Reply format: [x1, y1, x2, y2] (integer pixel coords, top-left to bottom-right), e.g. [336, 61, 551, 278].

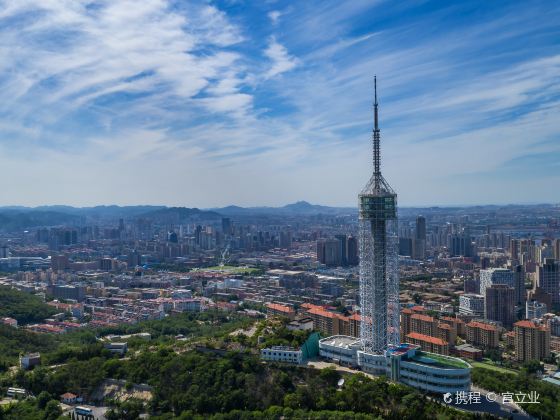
[268, 10, 282, 25]
[0, 0, 558, 207]
[264, 37, 298, 78]
[0, 0, 247, 115]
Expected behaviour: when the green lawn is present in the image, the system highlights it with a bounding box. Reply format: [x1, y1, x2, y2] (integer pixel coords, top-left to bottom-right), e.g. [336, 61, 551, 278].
[201, 265, 262, 274]
[414, 352, 471, 369]
[470, 361, 517, 375]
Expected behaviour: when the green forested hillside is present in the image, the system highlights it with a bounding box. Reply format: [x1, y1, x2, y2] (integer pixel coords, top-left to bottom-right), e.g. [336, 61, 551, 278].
[0, 286, 57, 324]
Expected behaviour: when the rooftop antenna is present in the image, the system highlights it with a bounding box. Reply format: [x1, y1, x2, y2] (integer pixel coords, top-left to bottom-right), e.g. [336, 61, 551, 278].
[373, 76, 381, 190]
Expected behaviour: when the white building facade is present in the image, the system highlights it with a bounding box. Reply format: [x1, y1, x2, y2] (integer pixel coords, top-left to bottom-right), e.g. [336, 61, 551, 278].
[319, 336, 471, 394]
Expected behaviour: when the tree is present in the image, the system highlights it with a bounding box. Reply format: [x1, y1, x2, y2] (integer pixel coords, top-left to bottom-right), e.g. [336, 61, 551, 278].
[43, 400, 62, 420]
[522, 360, 544, 374]
[37, 391, 52, 409]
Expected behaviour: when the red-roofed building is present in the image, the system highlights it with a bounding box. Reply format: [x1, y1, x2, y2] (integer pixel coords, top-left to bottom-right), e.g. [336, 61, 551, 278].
[406, 332, 449, 355]
[514, 320, 550, 362]
[466, 321, 499, 349]
[1, 317, 17, 328]
[60, 392, 77, 404]
[437, 323, 456, 345]
[266, 303, 296, 320]
[349, 313, 361, 338]
[440, 316, 466, 337]
[305, 306, 349, 336]
[504, 331, 515, 349]
[411, 314, 436, 337]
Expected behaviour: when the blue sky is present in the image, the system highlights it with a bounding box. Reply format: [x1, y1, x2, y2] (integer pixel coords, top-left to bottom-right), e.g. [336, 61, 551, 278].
[0, 0, 559, 207]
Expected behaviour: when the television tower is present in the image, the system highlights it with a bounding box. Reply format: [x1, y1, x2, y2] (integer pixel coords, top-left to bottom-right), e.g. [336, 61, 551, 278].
[359, 77, 400, 354]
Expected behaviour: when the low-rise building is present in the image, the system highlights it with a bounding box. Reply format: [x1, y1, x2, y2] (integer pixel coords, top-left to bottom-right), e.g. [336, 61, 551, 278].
[20, 353, 41, 370]
[60, 392, 77, 404]
[1, 317, 18, 328]
[104, 342, 128, 356]
[287, 317, 314, 331]
[260, 346, 303, 364]
[7, 387, 27, 399]
[454, 344, 483, 361]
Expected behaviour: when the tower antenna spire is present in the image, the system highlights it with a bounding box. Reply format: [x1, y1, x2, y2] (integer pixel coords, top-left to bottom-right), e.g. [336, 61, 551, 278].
[373, 76, 381, 189]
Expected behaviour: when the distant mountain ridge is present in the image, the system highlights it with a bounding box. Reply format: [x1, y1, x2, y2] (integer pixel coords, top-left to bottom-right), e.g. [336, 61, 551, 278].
[0, 202, 557, 232]
[0, 210, 82, 231]
[136, 207, 221, 223]
[209, 201, 355, 216]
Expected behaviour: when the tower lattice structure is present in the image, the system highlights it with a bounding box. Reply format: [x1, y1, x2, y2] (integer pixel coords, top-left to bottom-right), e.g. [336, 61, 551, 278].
[359, 77, 400, 354]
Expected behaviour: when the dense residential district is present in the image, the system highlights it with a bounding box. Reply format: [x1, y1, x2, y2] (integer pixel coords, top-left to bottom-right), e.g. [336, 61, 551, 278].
[0, 202, 559, 419]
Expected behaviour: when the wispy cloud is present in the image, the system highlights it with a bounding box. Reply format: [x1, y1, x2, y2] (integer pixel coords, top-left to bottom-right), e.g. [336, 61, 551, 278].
[0, 0, 558, 206]
[264, 37, 298, 78]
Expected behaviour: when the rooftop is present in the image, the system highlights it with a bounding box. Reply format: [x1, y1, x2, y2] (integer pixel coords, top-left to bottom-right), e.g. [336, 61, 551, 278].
[514, 320, 549, 331]
[319, 335, 360, 349]
[467, 321, 498, 332]
[407, 332, 447, 346]
[267, 303, 295, 314]
[411, 314, 435, 322]
[411, 351, 471, 370]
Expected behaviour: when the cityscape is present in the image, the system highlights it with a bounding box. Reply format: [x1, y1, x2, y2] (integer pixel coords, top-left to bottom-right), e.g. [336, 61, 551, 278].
[0, 1, 559, 420]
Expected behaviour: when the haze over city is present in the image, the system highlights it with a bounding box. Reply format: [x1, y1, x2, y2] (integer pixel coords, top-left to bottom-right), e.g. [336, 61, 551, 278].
[0, 0, 559, 207]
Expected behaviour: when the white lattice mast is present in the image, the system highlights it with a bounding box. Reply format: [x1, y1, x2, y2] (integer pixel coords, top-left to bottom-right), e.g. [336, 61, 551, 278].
[359, 77, 400, 354]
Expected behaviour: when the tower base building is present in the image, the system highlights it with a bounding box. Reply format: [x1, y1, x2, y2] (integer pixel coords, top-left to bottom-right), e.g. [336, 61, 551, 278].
[319, 336, 471, 394]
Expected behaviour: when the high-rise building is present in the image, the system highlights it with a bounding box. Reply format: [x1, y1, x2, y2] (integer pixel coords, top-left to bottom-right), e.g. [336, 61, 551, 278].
[280, 230, 293, 249]
[316, 239, 326, 264]
[347, 236, 359, 266]
[449, 231, 473, 257]
[398, 237, 413, 256]
[514, 320, 550, 362]
[416, 216, 426, 241]
[464, 278, 480, 294]
[316, 239, 341, 266]
[537, 258, 560, 305]
[221, 217, 232, 235]
[359, 77, 399, 354]
[479, 268, 514, 297]
[0, 245, 8, 258]
[51, 255, 69, 272]
[459, 294, 485, 317]
[554, 239, 560, 261]
[127, 251, 142, 268]
[466, 321, 499, 349]
[510, 239, 520, 263]
[513, 265, 526, 306]
[485, 284, 515, 329]
[526, 300, 547, 320]
[414, 215, 426, 260]
[335, 234, 348, 265]
[167, 231, 178, 243]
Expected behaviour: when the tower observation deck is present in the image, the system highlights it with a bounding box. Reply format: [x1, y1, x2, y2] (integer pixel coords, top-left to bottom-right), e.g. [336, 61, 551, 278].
[359, 77, 400, 354]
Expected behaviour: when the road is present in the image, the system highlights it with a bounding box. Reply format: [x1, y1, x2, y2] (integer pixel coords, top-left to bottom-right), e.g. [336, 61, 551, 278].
[62, 404, 108, 420]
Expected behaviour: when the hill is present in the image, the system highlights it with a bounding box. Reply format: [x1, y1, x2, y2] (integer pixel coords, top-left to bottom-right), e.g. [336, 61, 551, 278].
[212, 201, 355, 216]
[0, 210, 81, 231]
[0, 286, 57, 324]
[136, 207, 222, 223]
